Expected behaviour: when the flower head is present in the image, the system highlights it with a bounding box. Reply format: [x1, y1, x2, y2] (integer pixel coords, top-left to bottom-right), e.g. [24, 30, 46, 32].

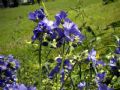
[64, 59, 72, 70]
[63, 19, 84, 42]
[87, 48, 96, 62]
[55, 11, 67, 26]
[96, 72, 106, 82]
[96, 60, 106, 67]
[98, 83, 113, 90]
[0, 55, 20, 88]
[109, 58, 117, 67]
[77, 81, 86, 90]
[32, 18, 56, 42]
[29, 8, 45, 21]
[115, 47, 120, 54]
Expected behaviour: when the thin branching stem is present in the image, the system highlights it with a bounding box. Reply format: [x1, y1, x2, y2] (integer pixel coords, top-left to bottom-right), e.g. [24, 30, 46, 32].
[38, 34, 43, 90]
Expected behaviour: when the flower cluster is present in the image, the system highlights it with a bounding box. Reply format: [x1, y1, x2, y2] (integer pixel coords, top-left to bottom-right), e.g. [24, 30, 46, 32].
[29, 8, 45, 21]
[48, 57, 72, 83]
[77, 81, 86, 90]
[28, 8, 120, 90]
[0, 55, 36, 90]
[81, 41, 120, 90]
[29, 8, 84, 47]
[0, 55, 20, 87]
[77, 39, 120, 90]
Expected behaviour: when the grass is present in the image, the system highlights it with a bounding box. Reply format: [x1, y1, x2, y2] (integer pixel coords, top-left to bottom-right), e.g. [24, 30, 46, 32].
[0, 0, 120, 89]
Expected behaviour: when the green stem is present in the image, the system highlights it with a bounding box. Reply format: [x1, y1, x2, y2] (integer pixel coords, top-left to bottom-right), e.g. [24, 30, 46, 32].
[90, 63, 92, 78]
[70, 76, 75, 90]
[79, 62, 82, 80]
[56, 74, 58, 90]
[41, 1, 49, 16]
[58, 39, 66, 89]
[38, 35, 43, 90]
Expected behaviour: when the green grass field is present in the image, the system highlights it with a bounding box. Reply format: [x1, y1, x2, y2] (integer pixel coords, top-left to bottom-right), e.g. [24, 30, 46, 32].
[0, 0, 120, 89]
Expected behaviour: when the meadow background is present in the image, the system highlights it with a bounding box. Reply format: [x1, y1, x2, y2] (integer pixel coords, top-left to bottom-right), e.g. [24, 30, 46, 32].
[0, 0, 120, 89]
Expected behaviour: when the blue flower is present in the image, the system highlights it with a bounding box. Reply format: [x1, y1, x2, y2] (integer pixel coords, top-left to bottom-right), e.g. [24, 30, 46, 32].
[29, 8, 45, 21]
[48, 57, 62, 79]
[50, 28, 65, 47]
[28, 86, 36, 90]
[64, 59, 72, 70]
[56, 57, 62, 64]
[115, 47, 120, 54]
[0, 80, 5, 87]
[32, 18, 55, 41]
[96, 60, 106, 67]
[87, 48, 96, 62]
[18, 84, 28, 90]
[63, 19, 84, 42]
[48, 65, 60, 79]
[48, 58, 72, 80]
[55, 11, 67, 26]
[96, 72, 106, 82]
[109, 58, 117, 67]
[98, 83, 113, 90]
[77, 81, 86, 90]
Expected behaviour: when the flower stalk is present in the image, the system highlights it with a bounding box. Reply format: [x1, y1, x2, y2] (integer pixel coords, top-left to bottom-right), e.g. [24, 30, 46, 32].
[38, 34, 43, 90]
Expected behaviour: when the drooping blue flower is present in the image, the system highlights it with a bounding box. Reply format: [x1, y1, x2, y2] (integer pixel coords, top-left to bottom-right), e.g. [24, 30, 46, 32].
[32, 18, 55, 41]
[55, 11, 67, 26]
[96, 60, 106, 67]
[56, 57, 62, 64]
[0, 80, 5, 87]
[77, 81, 86, 90]
[64, 59, 72, 70]
[115, 47, 120, 54]
[63, 18, 84, 42]
[28, 86, 37, 90]
[109, 58, 117, 67]
[96, 72, 106, 82]
[87, 48, 96, 62]
[29, 8, 45, 21]
[18, 84, 28, 90]
[50, 28, 65, 47]
[48, 57, 72, 80]
[98, 83, 113, 90]
[48, 57, 62, 79]
[48, 65, 60, 79]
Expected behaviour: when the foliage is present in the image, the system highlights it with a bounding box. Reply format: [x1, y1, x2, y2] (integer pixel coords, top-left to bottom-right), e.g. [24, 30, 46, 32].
[0, 0, 120, 90]
[27, 7, 120, 89]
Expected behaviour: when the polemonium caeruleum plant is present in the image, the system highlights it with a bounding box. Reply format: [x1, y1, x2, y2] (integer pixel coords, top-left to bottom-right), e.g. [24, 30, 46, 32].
[29, 8, 120, 90]
[29, 8, 84, 90]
